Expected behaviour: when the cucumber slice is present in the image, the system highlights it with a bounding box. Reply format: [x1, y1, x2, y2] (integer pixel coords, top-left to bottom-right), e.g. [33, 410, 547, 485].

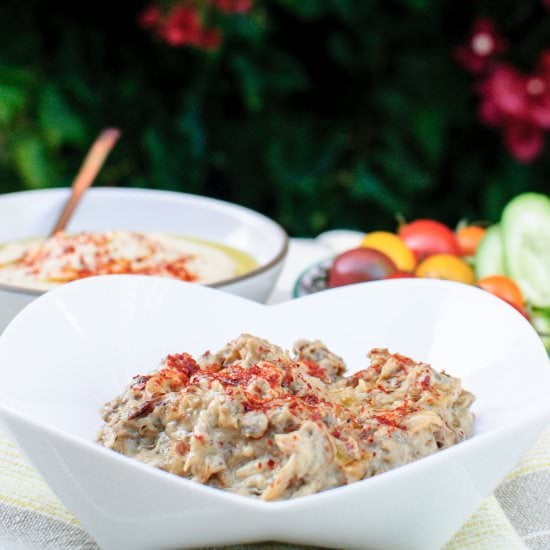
[530, 308, 550, 354]
[475, 224, 506, 279]
[502, 192, 550, 308]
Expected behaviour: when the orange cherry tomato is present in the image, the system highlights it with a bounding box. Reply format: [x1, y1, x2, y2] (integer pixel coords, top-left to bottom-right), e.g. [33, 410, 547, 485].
[456, 225, 486, 257]
[477, 275, 527, 316]
[415, 254, 476, 284]
[361, 231, 416, 272]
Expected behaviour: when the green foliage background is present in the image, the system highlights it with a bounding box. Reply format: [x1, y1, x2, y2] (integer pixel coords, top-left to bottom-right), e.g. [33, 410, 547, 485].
[0, 0, 549, 236]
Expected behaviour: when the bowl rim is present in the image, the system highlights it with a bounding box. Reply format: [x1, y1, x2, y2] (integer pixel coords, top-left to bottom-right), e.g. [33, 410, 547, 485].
[0, 187, 289, 295]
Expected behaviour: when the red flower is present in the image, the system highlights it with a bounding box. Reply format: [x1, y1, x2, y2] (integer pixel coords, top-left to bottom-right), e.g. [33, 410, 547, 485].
[477, 65, 528, 125]
[504, 123, 544, 163]
[138, 2, 224, 51]
[138, 5, 161, 30]
[456, 17, 550, 162]
[476, 57, 550, 162]
[200, 28, 222, 50]
[538, 51, 550, 75]
[526, 51, 550, 129]
[214, 0, 252, 13]
[454, 18, 507, 74]
[159, 6, 202, 46]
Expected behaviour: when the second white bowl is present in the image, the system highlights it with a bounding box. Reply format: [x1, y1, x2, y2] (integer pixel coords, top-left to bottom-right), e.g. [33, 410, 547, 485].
[0, 187, 288, 330]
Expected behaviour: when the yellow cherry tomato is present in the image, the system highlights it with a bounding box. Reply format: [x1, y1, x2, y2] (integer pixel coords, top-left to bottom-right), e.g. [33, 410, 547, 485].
[361, 231, 416, 272]
[415, 253, 476, 284]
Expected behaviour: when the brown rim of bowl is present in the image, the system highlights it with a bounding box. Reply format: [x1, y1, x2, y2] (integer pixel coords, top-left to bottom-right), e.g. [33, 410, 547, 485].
[0, 228, 289, 296]
[210, 226, 289, 288]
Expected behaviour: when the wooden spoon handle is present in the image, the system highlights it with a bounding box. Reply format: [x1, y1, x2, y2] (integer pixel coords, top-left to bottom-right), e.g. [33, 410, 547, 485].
[50, 128, 121, 236]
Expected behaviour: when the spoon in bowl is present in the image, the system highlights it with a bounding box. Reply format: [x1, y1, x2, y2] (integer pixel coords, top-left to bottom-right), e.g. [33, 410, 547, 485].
[49, 127, 121, 236]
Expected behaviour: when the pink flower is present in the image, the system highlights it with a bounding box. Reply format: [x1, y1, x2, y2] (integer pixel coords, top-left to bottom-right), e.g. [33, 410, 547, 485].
[454, 18, 507, 74]
[214, 0, 252, 14]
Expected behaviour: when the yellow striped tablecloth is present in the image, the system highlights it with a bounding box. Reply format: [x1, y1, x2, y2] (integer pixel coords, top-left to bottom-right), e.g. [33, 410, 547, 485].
[0, 237, 548, 549]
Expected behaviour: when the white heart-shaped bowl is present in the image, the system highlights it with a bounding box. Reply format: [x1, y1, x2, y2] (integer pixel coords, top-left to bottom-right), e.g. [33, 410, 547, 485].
[0, 276, 548, 550]
[0, 187, 288, 332]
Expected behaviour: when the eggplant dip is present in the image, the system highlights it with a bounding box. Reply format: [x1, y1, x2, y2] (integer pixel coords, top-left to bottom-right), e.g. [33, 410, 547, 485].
[97, 334, 475, 500]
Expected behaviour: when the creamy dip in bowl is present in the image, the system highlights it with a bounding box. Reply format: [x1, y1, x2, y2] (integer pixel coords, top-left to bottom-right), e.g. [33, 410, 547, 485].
[0, 187, 288, 330]
[0, 230, 254, 290]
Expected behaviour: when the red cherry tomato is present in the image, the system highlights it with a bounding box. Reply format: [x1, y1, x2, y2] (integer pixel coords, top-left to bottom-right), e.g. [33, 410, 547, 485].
[385, 272, 415, 279]
[398, 219, 461, 260]
[328, 247, 398, 288]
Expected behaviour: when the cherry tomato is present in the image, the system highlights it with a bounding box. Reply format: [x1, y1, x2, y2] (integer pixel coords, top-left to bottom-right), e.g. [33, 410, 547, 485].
[385, 272, 415, 279]
[415, 254, 476, 284]
[361, 231, 416, 272]
[328, 247, 398, 288]
[399, 219, 461, 260]
[456, 225, 486, 257]
[477, 275, 527, 317]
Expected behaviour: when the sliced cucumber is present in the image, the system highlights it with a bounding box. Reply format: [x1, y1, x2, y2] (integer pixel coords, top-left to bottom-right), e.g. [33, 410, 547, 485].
[530, 308, 550, 354]
[475, 224, 506, 279]
[502, 192, 550, 308]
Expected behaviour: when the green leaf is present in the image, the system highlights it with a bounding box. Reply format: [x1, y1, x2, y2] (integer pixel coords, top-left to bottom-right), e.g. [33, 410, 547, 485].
[143, 127, 170, 187]
[352, 163, 405, 213]
[277, 0, 326, 18]
[38, 85, 87, 148]
[375, 129, 433, 193]
[177, 96, 205, 158]
[230, 55, 263, 112]
[482, 159, 532, 220]
[265, 52, 309, 95]
[0, 84, 27, 125]
[309, 210, 328, 233]
[266, 121, 347, 193]
[412, 107, 445, 163]
[327, 32, 355, 69]
[0, 65, 33, 88]
[13, 137, 51, 189]
[402, 0, 430, 12]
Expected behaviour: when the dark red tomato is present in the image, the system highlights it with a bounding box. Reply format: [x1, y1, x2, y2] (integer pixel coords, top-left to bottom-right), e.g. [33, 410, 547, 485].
[398, 219, 461, 260]
[328, 247, 398, 288]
